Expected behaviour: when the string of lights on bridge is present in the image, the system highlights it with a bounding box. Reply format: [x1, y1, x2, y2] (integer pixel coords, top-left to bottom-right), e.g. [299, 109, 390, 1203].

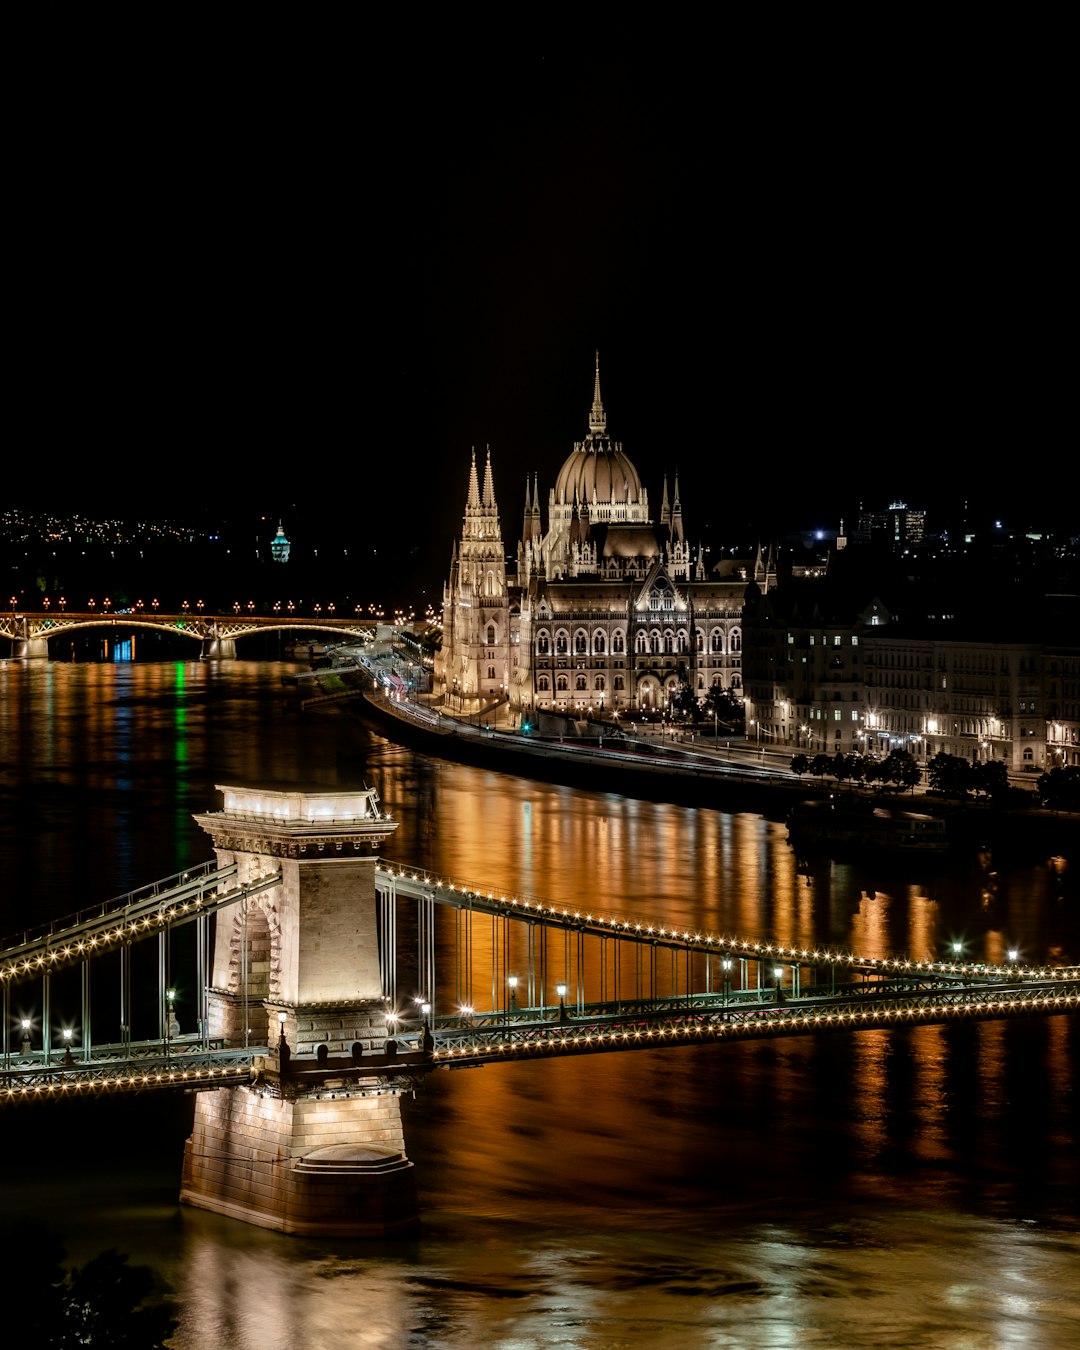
[376, 863, 1080, 983]
[430, 990, 1080, 1065]
[0, 1063, 253, 1102]
[0, 888, 245, 985]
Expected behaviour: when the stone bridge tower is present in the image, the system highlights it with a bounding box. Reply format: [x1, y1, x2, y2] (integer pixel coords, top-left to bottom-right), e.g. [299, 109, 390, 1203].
[180, 784, 427, 1237]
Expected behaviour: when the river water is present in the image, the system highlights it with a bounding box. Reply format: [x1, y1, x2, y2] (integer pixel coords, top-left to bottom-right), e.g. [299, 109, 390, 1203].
[0, 658, 1077, 1350]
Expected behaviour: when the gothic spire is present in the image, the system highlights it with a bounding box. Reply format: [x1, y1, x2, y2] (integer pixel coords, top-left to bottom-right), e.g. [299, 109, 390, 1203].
[482, 445, 496, 509]
[467, 447, 481, 510]
[588, 349, 607, 436]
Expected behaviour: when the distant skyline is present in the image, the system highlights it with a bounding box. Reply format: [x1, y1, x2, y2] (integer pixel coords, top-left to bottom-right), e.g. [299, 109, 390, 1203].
[8, 40, 1071, 557]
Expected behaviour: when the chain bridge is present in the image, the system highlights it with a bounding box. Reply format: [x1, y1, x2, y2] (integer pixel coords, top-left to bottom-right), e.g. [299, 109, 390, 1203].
[2, 784, 1076, 1237]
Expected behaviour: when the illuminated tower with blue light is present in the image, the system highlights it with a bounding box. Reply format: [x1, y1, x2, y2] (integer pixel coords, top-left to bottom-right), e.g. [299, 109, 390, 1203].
[271, 521, 291, 563]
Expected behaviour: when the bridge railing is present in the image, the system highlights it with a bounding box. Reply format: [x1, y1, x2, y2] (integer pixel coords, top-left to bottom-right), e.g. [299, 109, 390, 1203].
[0, 860, 226, 956]
[426, 979, 1080, 1067]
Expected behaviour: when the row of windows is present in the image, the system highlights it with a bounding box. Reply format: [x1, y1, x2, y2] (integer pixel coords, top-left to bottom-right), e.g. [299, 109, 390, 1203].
[789, 634, 860, 646]
[536, 629, 742, 656]
[536, 673, 743, 694]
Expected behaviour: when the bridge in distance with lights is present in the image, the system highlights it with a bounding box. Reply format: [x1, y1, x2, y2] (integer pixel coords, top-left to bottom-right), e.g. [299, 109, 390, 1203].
[2, 784, 1077, 1238]
[0, 608, 381, 660]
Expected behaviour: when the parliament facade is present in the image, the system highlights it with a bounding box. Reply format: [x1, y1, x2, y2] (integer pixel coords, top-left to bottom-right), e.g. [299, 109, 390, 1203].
[437, 357, 773, 725]
[438, 359, 1079, 775]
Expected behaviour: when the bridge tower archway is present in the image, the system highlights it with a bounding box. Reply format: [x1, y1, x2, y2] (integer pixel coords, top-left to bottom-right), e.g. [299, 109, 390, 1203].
[180, 784, 423, 1239]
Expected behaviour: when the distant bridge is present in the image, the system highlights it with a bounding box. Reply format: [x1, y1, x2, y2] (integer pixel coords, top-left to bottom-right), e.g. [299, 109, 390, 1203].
[0, 609, 379, 659]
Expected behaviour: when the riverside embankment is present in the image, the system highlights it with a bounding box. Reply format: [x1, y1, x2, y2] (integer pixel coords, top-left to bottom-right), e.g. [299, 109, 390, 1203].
[339, 683, 1079, 861]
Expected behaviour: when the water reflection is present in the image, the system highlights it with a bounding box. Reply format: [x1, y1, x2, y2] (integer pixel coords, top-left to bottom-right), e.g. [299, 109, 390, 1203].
[0, 661, 1077, 1348]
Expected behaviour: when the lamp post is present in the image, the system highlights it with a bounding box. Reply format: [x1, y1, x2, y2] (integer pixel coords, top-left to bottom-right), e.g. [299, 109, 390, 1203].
[20, 1018, 31, 1056]
[556, 982, 568, 1024]
[721, 957, 732, 1007]
[774, 965, 785, 1004]
[277, 1010, 290, 1069]
[62, 1027, 75, 1065]
[507, 974, 518, 1020]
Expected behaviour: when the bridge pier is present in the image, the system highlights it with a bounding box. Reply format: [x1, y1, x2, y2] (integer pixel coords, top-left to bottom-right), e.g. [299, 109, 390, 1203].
[13, 638, 50, 659]
[180, 784, 419, 1237]
[201, 637, 237, 659]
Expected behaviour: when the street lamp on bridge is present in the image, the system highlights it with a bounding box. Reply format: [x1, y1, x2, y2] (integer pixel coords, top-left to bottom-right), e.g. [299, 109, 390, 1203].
[556, 982, 568, 1023]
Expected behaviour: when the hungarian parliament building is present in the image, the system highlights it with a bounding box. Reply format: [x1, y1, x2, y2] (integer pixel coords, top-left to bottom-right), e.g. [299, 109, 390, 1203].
[437, 359, 1079, 776]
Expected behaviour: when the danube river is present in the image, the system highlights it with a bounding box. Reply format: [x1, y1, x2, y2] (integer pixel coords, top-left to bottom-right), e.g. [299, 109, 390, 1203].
[1, 658, 1078, 1350]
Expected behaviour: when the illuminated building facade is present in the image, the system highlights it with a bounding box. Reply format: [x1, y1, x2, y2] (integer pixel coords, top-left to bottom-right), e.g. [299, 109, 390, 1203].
[742, 580, 1080, 772]
[438, 357, 775, 720]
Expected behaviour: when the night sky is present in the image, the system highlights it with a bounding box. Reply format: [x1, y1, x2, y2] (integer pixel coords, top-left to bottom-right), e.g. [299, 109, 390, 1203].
[9, 29, 1071, 574]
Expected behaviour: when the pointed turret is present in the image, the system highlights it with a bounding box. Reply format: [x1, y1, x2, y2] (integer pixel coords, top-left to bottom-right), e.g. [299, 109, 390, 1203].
[588, 349, 607, 436]
[467, 447, 481, 509]
[482, 446, 496, 509]
[670, 474, 684, 545]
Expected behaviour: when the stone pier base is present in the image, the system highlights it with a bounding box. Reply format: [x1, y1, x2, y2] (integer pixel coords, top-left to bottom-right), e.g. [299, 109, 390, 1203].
[201, 637, 237, 660]
[180, 1081, 419, 1238]
[14, 638, 50, 659]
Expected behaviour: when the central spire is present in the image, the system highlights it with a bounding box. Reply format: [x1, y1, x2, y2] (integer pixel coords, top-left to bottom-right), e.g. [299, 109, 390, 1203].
[588, 349, 606, 437]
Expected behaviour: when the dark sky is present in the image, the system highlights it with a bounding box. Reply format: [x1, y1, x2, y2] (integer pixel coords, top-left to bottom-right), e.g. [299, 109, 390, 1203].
[9, 27, 1072, 569]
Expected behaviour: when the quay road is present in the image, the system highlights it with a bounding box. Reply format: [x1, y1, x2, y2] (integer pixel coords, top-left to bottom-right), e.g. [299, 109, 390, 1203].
[295, 654, 805, 820]
[293, 645, 1079, 859]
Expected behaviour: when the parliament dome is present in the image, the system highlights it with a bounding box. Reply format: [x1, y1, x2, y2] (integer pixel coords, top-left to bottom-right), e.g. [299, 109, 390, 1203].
[552, 355, 646, 510]
[553, 442, 645, 507]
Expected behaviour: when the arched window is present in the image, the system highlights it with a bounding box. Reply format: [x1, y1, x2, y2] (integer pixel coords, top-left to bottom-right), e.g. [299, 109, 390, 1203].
[730, 629, 742, 653]
[711, 629, 723, 654]
[486, 624, 496, 646]
[575, 631, 587, 655]
[575, 674, 587, 691]
[662, 630, 673, 654]
[614, 675, 625, 691]
[593, 631, 607, 655]
[538, 675, 550, 691]
[537, 632, 550, 655]
[594, 675, 606, 692]
[556, 632, 568, 654]
[613, 630, 625, 653]
[731, 674, 741, 689]
[636, 630, 648, 654]
[556, 675, 569, 693]
[677, 629, 688, 654]
[650, 631, 661, 654]
[695, 628, 704, 652]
